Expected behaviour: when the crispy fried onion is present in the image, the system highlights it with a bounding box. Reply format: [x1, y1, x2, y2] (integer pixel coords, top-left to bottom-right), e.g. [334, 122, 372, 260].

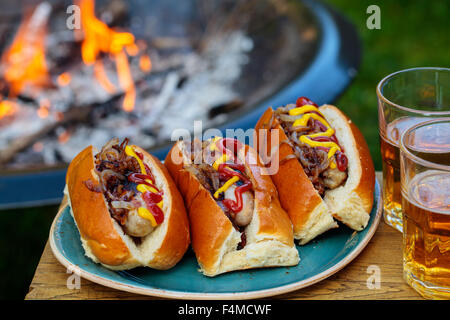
[272, 106, 347, 196]
[92, 138, 143, 225]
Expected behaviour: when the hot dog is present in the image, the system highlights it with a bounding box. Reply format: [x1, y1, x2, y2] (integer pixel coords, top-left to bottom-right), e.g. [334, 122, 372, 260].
[65, 138, 190, 270]
[165, 137, 299, 277]
[255, 97, 375, 244]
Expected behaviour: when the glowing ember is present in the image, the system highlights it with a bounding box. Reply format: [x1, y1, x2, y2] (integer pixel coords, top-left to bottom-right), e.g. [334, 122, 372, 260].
[32, 142, 44, 152]
[57, 72, 71, 87]
[0, 100, 18, 119]
[37, 98, 50, 119]
[139, 55, 152, 73]
[58, 130, 71, 144]
[76, 0, 147, 112]
[125, 44, 139, 57]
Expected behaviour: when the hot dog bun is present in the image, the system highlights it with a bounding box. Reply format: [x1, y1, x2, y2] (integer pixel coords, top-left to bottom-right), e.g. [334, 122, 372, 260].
[255, 104, 375, 244]
[65, 144, 190, 271]
[165, 140, 299, 277]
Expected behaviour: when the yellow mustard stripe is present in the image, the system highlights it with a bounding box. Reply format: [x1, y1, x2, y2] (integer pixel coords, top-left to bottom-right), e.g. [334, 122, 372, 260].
[213, 176, 240, 199]
[138, 207, 157, 227]
[209, 136, 222, 151]
[137, 184, 164, 212]
[137, 184, 158, 194]
[125, 145, 146, 174]
[327, 146, 340, 159]
[288, 108, 342, 160]
[289, 105, 324, 117]
[293, 112, 330, 128]
[306, 127, 334, 138]
[212, 154, 229, 170]
[329, 161, 337, 169]
[299, 135, 341, 151]
[125, 146, 163, 225]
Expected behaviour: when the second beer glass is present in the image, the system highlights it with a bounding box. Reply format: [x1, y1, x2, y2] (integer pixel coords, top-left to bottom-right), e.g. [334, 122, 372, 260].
[377, 67, 450, 232]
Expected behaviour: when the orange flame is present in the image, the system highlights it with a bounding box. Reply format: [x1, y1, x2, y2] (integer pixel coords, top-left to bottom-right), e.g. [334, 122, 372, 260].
[0, 3, 51, 96]
[93, 59, 116, 93]
[76, 0, 145, 112]
[0, 100, 18, 119]
[0, 3, 52, 119]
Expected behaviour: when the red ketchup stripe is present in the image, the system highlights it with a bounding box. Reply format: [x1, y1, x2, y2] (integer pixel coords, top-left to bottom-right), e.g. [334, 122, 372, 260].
[214, 138, 246, 166]
[311, 119, 329, 132]
[142, 192, 164, 224]
[310, 135, 340, 146]
[218, 138, 243, 155]
[335, 151, 348, 171]
[135, 151, 144, 160]
[216, 158, 252, 214]
[128, 172, 164, 224]
[222, 182, 252, 213]
[128, 173, 155, 185]
[310, 136, 333, 142]
[296, 96, 318, 107]
[143, 191, 163, 204]
[314, 146, 348, 171]
[217, 163, 247, 181]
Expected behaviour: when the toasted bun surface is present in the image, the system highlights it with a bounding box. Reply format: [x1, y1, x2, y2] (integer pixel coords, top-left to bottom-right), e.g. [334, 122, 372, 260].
[66, 145, 190, 270]
[254, 104, 375, 243]
[255, 108, 337, 244]
[165, 141, 299, 276]
[319, 105, 375, 230]
[66, 146, 135, 267]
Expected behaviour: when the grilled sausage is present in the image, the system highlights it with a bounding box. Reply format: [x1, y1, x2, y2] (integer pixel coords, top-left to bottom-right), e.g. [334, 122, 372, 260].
[224, 184, 254, 227]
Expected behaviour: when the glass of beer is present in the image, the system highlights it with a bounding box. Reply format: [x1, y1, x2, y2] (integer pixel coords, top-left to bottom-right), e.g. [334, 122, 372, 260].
[377, 67, 450, 232]
[400, 119, 450, 299]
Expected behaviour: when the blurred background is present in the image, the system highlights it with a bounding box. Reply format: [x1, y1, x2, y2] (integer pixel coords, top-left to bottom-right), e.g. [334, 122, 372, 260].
[0, 0, 448, 299]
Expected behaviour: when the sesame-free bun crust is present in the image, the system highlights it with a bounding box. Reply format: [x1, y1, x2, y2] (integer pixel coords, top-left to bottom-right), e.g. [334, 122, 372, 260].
[165, 141, 299, 277]
[65, 145, 190, 271]
[255, 105, 375, 244]
[319, 105, 375, 230]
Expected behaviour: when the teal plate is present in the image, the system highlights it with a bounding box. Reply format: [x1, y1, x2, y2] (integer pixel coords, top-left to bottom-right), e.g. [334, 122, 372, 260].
[50, 180, 382, 299]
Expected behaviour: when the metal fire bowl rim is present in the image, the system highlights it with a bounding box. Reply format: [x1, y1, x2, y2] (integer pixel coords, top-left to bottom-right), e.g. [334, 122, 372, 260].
[0, 0, 361, 209]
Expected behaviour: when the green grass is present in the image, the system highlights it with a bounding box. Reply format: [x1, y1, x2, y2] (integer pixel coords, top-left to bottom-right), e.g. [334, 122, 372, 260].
[325, 0, 449, 170]
[0, 205, 57, 299]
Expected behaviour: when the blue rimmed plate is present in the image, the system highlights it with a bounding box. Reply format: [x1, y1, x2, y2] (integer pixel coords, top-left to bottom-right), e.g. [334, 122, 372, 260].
[50, 180, 382, 299]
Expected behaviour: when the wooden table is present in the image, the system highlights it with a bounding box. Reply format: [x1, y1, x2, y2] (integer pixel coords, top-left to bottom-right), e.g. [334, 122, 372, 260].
[25, 173, 422, 300]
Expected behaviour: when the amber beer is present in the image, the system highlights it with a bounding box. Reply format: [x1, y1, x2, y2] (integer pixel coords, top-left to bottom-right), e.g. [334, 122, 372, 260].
[380, 117, 425, 231]
[400, 118, 450, 299]
[402, 171, 450, 299]
[377, 68, 450, 232]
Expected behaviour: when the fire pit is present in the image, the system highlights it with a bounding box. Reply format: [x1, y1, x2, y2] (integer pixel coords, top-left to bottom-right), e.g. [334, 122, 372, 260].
[0, 0, 360, 208]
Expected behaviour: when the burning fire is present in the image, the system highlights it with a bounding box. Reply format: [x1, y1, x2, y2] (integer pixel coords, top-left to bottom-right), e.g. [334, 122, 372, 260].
[0, 100, 18, 119]
[76, 0, 149, 112]
[0, 3, 51, 96]
[0, 0, 152, 122]
[0, 3, 52, 119]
